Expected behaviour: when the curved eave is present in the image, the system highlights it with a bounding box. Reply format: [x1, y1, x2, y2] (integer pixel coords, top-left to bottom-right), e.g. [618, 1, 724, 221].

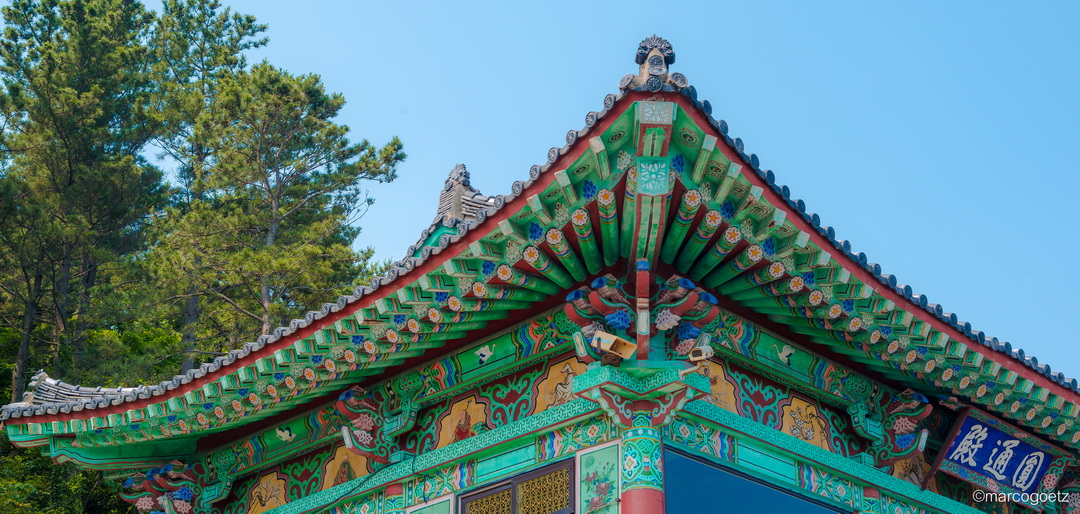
[0, 89, 636, 441]
[4, 79, 1078, 454]
[674, 100, 1080, 397]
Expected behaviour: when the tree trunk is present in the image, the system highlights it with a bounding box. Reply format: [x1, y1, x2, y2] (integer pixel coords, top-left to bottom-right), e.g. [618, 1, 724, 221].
[73, 252, 96, 362]
[180, 185, 206, 374]
[12, 274, 43, 403]
[51, 255, 71, 361]
[260, 276, 272, 336]
[260, 217, 280, 336]
[179, 284, 199, 374]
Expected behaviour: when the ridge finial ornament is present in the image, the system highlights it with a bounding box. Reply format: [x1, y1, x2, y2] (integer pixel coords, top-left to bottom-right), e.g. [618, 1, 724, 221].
[446, 163, 470, 189]
[636, 34, 675, 65]
[621, 35, 689, 92]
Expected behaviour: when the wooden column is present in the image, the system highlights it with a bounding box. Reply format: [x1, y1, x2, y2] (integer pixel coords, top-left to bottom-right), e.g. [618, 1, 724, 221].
[574, 366, 710, 514]
[621, 409, 666, 514]
[383, 482, 405, 514]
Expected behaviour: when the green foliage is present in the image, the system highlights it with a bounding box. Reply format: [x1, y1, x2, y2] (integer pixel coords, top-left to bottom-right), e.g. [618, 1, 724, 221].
[0, 0, 404, 511]
[151, 0, 267, 197]
[0, 328, 19, 403]
[0, 0, 167, 394]
[146, 60, 404, 349]
[0, 432, 127, 513]
[65, 324, 185, 387]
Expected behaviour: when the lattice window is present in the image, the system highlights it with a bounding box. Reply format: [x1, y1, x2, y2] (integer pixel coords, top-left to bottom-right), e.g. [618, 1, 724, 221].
[517, 466, 571, 514]
[459, 460, 574, 514]
[463, 486, 512, 514]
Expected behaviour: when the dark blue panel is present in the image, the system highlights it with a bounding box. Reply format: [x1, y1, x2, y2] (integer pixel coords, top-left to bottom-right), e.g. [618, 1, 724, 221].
[941, 415, 1054, 494]
[664, 448, 842, 514]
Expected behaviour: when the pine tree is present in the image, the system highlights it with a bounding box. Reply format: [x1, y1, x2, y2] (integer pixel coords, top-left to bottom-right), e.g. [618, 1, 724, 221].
[146, 0, 266, 372]
[0, 1, 167, 511]
[0, 0, 166, 397]
[150, 62, 404, 349]
[0, 2, 405, 509]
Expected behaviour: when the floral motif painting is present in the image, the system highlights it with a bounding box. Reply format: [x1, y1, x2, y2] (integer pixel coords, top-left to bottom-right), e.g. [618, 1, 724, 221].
[780, 397, 832, 452]
[246, 473, 287, 513]
[579, 444, 620, 514]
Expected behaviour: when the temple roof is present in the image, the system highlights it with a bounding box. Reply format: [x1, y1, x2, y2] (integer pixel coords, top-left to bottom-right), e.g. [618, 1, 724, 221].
[20, 371, 144, 407]
[5, 35, 1077, 457]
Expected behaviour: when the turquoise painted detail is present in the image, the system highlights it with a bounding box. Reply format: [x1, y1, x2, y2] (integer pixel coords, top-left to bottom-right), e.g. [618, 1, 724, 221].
[634, 157, 672, 195]
[664, 416, 735, 462]
[410, 500, 450, 514]
[572, 364, 709, 402]
[330, 492, 377, 514]
[270, 399, 599, 514]
[796, 462, 858, 508]
[536, 415, 612, 460]
[476, 445, 536, 482]
[622, 422, 663, 492]
[384, 489, 405, 514]
[737, 440, 797, 486]
[681, 400, 981, 514]
[414, 461, 473, 502]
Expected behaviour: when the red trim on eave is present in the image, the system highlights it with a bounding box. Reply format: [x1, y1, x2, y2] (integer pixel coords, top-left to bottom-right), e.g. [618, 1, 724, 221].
[669, 93, 1080, 404]
[13, 91, 652, 426]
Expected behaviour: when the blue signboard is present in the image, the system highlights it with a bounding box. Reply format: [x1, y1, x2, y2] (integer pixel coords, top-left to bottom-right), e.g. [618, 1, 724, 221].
[941, 414, 1052, 494]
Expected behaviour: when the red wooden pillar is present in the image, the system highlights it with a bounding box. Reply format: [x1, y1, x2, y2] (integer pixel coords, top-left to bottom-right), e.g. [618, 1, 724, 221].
[384, 482, 405, 513]
[621, 410, 666, 514]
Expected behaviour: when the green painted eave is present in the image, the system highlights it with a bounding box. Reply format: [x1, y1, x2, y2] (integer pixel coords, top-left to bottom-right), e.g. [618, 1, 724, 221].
[6, 90, 1080, 459]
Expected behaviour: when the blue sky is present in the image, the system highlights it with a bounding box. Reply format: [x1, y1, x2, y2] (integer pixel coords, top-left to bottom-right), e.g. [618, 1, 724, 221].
[151, 2, 1080, 378]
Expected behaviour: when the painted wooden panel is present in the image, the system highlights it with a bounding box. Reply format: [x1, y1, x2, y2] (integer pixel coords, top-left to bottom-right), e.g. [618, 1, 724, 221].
[698, 357, 865, 458]
[476, 445, 537, 482]
[222, 441, 372, 514]
[408, 498, 451, 514]
[736, 440, 797, 486]
[247, 473, 288, 513]
[796, 462, 859, 509]
[412, 352, 585, 454]
[578, 443, 620, 514]
[414, 462, 475, 501]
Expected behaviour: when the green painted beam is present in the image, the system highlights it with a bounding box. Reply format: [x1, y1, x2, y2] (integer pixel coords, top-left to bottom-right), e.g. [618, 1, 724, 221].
[570, 208, 602, 274]
[659, 189, 702, 264]
[688, 226, 741, 279]
[521, 247, 573, 288]
[545, 228, 586, 282]
[674, 209, 722, 273]
[597, 188, 619, 266]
